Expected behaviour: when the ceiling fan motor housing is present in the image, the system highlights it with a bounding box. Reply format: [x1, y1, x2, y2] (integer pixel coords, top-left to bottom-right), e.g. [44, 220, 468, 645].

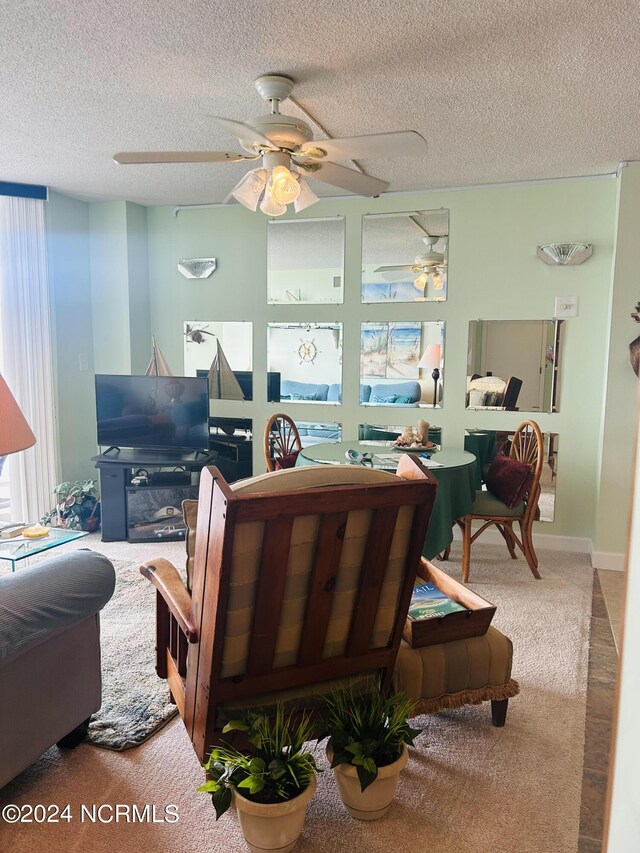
[248, 113, 314, 152]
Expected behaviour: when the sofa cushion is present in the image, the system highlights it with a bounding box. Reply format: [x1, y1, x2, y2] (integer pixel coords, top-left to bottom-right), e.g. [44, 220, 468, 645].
[280, 381, 329, 401]
[371, 394, 398, 404]
[485, 453, 533, 508]
[0, 551, 115, 662]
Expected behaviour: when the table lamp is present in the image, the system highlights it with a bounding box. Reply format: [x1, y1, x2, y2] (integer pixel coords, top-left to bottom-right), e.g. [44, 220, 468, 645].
[0, 373, 36, 456]
[418, 344, 442, 407]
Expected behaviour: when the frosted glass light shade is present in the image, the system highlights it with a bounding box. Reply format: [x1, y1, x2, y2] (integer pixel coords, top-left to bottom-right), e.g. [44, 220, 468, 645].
[231, 169, 268, 211]
[293, 179, 319, 213]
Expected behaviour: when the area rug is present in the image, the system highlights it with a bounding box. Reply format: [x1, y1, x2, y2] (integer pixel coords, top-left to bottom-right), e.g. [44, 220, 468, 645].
[1, 546, 594, 853]
[87, 557, 177, 750]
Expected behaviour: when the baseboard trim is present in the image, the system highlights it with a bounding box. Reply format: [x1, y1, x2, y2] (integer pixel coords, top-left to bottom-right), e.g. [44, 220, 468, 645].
[590, 550, 626, 571]
[450, 525, 592, 554]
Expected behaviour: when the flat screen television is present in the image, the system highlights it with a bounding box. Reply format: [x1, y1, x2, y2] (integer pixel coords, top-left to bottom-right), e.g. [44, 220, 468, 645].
[95, 374, 210, 452]
[196, 369, 281, 402]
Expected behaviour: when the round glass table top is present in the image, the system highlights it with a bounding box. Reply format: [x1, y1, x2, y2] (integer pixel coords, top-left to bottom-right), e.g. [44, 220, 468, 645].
[298, 441, 476, 471]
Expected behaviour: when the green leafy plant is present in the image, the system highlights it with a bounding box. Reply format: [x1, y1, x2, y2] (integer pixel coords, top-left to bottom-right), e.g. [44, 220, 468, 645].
[41, 480, 100, 531]
[324, 684, 421, 792]
[197, 705, 320, 820]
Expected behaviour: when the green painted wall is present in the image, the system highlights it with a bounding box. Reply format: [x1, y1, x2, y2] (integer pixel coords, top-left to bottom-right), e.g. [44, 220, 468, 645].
[125, 202, 151, 374]
[89, 200, 151, 375]
[46, 191, 97, 482]
[90, 201, 131, 374]
[594, 164, 640, 559]
[144, 177, 617, 542]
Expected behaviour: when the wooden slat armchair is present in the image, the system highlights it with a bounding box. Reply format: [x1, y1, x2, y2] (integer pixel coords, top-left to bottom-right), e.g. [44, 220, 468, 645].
[141, 457, 437, 762]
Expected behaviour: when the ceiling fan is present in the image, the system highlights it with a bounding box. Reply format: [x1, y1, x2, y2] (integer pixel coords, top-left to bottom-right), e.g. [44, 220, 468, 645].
[375, 235, 448, 291]
[113, 75, 428, 216]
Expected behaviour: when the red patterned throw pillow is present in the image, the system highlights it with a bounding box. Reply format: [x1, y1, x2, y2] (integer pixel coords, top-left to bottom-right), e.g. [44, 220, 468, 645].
[275, 451, 299, 470]
[485, 453, 533, 508]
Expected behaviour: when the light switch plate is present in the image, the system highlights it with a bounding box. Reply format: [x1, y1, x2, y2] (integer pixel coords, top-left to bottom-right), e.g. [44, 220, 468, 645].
[554, 296, 578, 318]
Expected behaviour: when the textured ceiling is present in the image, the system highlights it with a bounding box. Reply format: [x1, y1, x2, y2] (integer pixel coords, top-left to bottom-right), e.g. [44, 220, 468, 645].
[1, 0, 639, 206]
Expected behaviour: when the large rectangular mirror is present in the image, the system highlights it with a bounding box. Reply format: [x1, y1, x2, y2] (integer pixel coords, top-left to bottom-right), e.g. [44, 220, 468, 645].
[267, 322, 343, 404]
[296, 421, 342, 447]
[466, 320, 562, 412]
[267, 217, 345, 304]
[184, 321, 253, 401]
[359, 422, 443, 446]
[362, 209, 449, 303]
[360, 321, 445, 408]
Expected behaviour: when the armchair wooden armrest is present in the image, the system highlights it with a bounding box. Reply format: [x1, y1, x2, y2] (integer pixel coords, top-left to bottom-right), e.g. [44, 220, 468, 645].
[140, 558, 198, 643]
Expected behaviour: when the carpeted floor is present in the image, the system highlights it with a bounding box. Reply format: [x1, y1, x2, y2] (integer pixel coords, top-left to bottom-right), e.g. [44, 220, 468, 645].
[0, 540, 593, 853]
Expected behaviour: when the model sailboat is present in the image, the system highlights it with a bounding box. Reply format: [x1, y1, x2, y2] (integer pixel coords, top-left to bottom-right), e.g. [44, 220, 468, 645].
[145, 337, 174, 377]
[208, 339, 245, 400]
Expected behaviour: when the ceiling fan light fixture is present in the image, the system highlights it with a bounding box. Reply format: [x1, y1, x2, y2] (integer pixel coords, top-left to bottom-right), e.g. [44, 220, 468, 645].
[230, 168, 268, 211]
[293, 178, 319, 213]
[414, 272, 428, 291]
[432, 270, 444, 290]
[270, 165, 301, 204]
[259, 181, 287, 216]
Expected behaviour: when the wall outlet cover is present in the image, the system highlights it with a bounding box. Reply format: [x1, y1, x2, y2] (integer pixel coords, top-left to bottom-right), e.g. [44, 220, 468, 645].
[555, 296, 578, 318]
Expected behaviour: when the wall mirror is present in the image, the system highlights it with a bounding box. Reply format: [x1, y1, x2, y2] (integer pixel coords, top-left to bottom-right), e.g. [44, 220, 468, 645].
[466, 428, 558, 522]
[184, 321, 254, 401]
[267, 322, 343, 404]
[296, 421, 342, 447]
[466, 320, 562, 412]
[359, 422, 443, 446]
[360, 321, 445, 408]
[267, 217, 345, 304]
[361, 209, 449, 303]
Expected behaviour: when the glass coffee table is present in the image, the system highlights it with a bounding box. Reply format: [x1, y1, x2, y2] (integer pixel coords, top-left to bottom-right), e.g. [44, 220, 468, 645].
[0, 527, 88, 572]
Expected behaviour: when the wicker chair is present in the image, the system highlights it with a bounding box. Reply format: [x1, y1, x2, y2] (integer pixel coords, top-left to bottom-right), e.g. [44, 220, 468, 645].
[263, 413, 302, 472]
[448, 420, 544, 582]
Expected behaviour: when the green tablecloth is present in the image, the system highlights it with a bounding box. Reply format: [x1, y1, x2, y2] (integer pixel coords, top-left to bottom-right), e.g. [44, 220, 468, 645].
[464, 431, 498, 488]
[296, 441, 476, 560]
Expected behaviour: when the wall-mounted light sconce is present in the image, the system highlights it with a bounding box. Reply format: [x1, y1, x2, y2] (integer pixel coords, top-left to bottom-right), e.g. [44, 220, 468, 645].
[537, 243, 592, 266]
[177, 258, 217, 279]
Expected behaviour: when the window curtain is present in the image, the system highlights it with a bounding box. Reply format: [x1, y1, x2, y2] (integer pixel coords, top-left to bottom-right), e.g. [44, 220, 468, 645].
[0, 196, 58, 521]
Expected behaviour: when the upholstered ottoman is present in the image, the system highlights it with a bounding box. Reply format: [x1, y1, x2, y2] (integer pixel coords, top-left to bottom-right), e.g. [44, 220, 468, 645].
[392, 625, 519, 726]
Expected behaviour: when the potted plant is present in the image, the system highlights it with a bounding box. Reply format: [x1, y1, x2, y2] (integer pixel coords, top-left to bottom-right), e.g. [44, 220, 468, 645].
[41, 480, 100, 531]
[324, 684, 420, 820]
[197, 705, 319, 853]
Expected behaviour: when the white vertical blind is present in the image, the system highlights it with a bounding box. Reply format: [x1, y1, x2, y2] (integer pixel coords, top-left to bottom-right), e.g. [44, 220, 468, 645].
[0, 196, 58, 521]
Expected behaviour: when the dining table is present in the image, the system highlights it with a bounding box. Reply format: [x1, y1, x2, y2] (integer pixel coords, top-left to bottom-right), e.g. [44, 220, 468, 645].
[464, 430, 498, 488]
[296, 440, 477, 560]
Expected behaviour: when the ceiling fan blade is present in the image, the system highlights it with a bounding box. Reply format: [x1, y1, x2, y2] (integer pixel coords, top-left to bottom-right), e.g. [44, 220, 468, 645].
[304, 162, 389, 196]
[299, 131, 427, 162]
[374, 264, 414, 273]
[207, 116, 278, 152]
[113, 151, 258, 165]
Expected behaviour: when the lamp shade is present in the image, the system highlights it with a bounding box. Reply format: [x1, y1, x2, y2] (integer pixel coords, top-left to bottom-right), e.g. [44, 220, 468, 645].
[418, 344, 442, 371]
[0, 374, 36, 455]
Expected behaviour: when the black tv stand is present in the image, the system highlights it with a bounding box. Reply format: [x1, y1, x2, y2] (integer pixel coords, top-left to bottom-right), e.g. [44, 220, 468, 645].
[103, 445, 121, 456]
[92, 448, 215, 541]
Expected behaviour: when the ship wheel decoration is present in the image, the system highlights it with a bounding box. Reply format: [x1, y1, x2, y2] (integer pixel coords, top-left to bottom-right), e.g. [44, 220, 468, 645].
[298, 338, 319, 364]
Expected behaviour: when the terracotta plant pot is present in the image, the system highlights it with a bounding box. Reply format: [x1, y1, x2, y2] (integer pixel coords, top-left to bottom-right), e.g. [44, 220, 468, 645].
[232, 775, 316, 853]
[327, 742, 409, 821]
